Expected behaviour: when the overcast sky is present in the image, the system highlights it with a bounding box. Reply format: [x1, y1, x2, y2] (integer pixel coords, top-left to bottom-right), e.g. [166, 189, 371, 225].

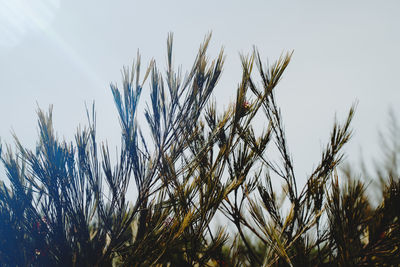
[1, 0, 399, 188]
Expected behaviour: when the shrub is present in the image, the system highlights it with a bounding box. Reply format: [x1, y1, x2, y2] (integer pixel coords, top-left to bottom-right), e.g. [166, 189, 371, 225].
[0, 34, 398, 266]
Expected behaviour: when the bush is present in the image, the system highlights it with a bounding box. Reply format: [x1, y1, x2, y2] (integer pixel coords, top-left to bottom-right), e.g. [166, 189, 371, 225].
[0, 34, 399, 266]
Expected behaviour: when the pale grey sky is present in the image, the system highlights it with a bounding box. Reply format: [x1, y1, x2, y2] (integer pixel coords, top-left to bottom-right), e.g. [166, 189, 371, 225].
[1, 0, 399, 188]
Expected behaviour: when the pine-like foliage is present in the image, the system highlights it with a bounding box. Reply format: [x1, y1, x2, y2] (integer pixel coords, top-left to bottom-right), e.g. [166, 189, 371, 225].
[0, 34, 399, 267]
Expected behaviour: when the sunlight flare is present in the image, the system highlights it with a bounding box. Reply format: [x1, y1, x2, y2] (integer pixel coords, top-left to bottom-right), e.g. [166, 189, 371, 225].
[0, 0, 60, 47]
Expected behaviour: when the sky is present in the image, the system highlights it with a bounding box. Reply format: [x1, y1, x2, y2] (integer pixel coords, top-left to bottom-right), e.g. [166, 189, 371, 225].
[1, 0, 400, 190]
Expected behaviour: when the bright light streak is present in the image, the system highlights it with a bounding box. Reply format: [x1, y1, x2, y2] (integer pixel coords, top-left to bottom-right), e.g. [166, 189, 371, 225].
[0, 0, 60, 47]
[0, 0, 105, 90]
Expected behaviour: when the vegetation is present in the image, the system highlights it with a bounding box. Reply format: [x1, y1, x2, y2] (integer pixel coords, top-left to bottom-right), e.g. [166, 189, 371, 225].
[0, 34, 399, 266]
